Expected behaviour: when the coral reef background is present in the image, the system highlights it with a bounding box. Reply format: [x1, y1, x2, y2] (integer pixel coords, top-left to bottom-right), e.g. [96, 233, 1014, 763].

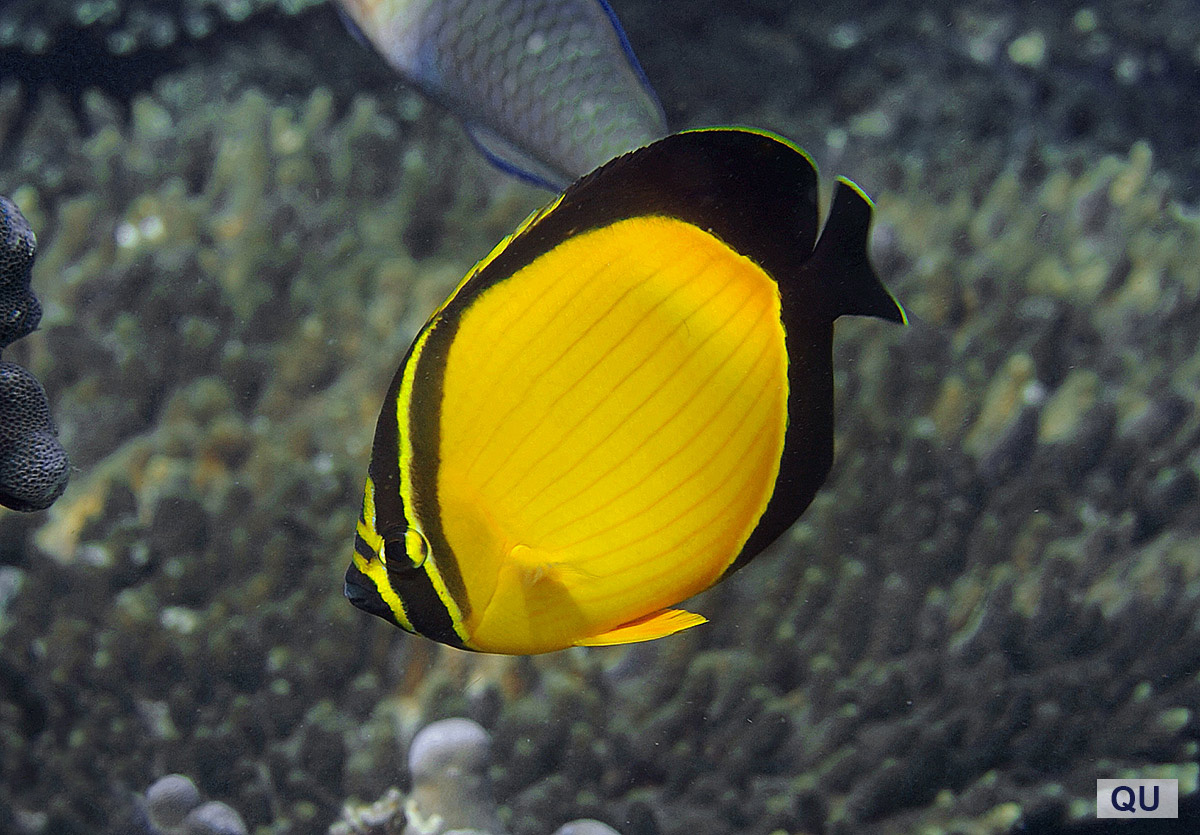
[1, 1, 1199, 834]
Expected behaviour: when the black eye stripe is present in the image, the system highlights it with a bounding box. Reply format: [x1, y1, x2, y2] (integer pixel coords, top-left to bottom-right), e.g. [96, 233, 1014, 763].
[382, 557, 466, 649]
[353, 533, 376, 562]
[344, 563, 398, 626]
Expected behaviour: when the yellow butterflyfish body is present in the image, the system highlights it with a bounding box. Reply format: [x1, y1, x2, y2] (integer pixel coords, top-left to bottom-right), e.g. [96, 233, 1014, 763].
[345, 127, 905, 654]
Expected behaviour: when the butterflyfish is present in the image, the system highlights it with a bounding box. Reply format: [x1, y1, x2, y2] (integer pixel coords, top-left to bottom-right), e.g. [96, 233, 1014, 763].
[346, 127, 906, 654]
[336, 0, 667, 189]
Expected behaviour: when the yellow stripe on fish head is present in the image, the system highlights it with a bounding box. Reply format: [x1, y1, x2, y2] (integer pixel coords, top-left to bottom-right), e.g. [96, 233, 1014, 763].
[347, 475, 416, 633]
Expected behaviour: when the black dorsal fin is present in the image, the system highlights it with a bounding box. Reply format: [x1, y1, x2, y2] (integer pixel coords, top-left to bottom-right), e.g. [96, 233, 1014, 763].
[804, 178, 906, 324]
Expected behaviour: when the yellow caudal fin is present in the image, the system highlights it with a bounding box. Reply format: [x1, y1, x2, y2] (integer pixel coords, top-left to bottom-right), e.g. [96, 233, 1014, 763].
[575, 608, 708, 647]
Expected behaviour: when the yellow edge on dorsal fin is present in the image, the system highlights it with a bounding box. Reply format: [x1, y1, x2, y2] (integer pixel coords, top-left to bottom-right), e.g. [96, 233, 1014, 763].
[429, 193, 566, 318]
[574, 608, 708, 647]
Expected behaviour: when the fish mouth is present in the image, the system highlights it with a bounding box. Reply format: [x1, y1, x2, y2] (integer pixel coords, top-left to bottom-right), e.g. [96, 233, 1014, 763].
[344, 562, 394, 623]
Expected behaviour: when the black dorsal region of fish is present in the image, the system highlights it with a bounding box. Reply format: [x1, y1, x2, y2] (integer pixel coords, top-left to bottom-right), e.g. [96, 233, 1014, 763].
[438, 127, 824, 312]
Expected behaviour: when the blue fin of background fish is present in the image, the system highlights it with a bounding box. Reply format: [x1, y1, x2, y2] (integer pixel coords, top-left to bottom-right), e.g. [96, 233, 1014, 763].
[464, 123, 573, 191]
[337, 0, 668, 191]
[335, 4, 371, 49]
[596, 0, 661, 108]
[463, 0, 664, 191]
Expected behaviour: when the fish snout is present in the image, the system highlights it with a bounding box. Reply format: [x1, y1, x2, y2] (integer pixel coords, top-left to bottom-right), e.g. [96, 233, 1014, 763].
[344, 562, 394, 622]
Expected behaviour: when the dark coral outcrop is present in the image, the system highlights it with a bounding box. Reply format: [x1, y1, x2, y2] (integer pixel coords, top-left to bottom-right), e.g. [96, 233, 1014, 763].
[0, 196, 68, 512]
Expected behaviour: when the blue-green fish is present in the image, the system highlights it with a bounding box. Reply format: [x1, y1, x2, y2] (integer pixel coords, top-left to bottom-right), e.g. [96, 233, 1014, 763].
[337, 0, 668, 189]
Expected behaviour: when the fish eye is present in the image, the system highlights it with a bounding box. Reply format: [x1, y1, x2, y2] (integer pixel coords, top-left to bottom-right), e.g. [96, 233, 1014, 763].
[382, 526, 430, 570]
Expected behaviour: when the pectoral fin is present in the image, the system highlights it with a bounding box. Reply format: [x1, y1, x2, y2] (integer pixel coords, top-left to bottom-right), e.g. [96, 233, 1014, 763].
[574, 608, 707, 647]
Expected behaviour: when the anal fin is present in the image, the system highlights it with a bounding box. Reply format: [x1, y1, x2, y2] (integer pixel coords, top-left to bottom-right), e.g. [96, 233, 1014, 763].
[575, 608, 707, 647]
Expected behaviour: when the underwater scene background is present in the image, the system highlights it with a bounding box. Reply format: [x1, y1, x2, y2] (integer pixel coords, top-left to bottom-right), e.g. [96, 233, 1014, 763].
[2, 0, 1200, 833]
